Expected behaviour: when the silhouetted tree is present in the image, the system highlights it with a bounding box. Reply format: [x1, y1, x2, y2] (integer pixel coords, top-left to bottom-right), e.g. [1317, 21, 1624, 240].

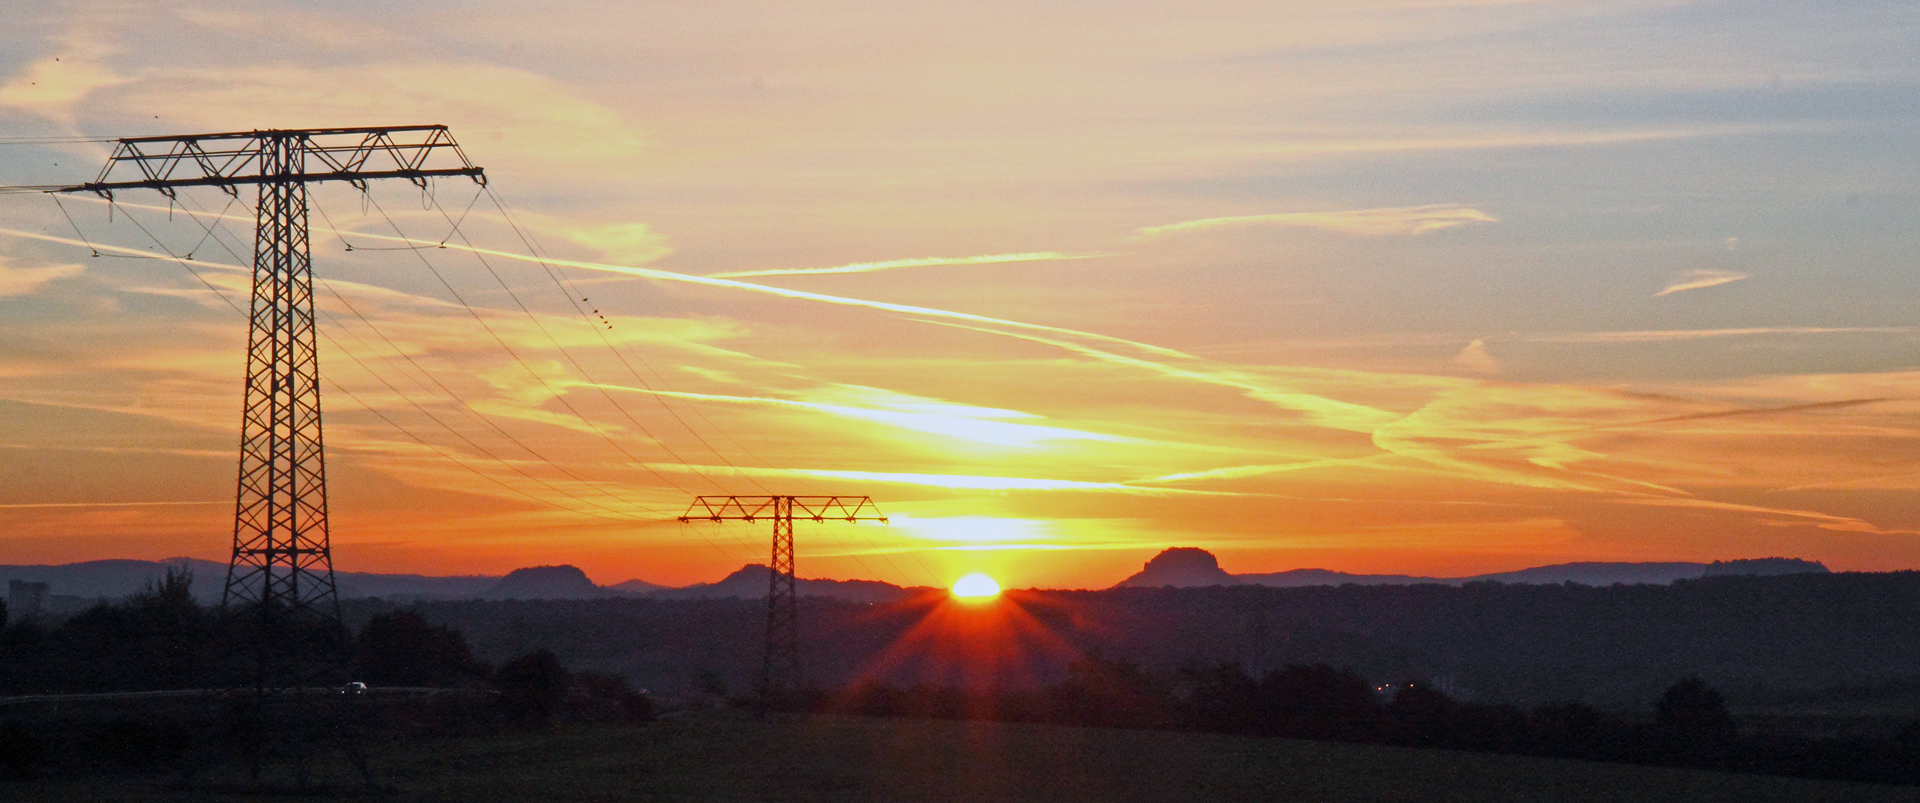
[49, 568, 213, 692]
[1654, 676, 1736, 764]
[353, 610, 480, 687]
[496, 650, 571, 728]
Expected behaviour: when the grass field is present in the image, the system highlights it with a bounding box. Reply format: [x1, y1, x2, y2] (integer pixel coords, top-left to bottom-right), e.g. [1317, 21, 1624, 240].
[11, 710, 1920, 802]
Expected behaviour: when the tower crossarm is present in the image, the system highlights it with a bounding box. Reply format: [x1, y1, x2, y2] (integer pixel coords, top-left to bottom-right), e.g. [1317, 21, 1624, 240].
[679, 495, 888, 523]
[54, 125, 484, 198]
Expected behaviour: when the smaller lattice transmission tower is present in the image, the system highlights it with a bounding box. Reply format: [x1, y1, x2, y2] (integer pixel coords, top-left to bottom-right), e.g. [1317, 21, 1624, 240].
[680, 495, 887, 702]
[57, 127, 484, 636]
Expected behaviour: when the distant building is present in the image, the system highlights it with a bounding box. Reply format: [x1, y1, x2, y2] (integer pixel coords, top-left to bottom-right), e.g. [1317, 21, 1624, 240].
[8, 580, 49, 619]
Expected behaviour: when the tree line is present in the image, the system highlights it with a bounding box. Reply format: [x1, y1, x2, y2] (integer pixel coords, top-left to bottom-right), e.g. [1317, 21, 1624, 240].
[829, 655, 1920, 786]
[0, 571, 650, 781]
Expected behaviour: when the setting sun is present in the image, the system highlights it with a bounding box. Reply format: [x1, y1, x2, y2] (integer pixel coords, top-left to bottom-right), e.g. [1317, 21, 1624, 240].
[951, 573, 1002, 600]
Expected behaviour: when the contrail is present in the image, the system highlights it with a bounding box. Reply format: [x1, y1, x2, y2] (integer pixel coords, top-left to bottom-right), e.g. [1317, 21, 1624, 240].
[18, 197, 1402, 438]
[37, 196, 1192, 359]
[710, 251, 1101, 279]
[1654, 269, 1747, 297]
[1138, 204, 1496, 238]
[0, 226, 247, 273]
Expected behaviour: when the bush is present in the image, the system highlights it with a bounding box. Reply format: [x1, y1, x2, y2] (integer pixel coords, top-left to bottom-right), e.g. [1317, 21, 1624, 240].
[354, 610, 480, 687]
[496, 650, 570, 729]
[1653, 676, 1736, 765]
[575, 670, 656, 723]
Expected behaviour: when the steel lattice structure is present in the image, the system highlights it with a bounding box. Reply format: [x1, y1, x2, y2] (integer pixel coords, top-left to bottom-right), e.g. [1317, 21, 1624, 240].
[60, 127, 484, 626]
[680, 496, 887, 700]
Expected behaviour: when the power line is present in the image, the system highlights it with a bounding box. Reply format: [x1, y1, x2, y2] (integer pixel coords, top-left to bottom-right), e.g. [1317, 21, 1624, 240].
[403, 188, 732, 493]
[344, 190, 711, 498]
[117, 191, 654, 522]
[475, 188, 795, 493]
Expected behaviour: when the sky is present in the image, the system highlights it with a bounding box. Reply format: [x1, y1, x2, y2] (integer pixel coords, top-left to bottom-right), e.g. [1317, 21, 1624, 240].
[0, 0, 1916, 590]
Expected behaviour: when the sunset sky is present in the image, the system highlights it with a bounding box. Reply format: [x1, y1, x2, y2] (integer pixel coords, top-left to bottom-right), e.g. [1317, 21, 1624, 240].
[0, 1, 1917, 589]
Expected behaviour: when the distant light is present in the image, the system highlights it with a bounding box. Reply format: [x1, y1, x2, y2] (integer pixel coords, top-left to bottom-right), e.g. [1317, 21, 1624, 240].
[951, 573, 1001, 599]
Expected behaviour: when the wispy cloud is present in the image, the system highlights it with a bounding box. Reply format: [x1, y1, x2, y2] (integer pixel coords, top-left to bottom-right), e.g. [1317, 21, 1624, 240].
[1517, 326, 1918, 344]
[0, 255, 84, 296]
[1452, 338, 1499, 375]
[1618, 496, 1914, 534]
[1655, 269, 1747, 297]
[782, 468, 1229, 495]
[558, 221, 672, 266]
[0, 34, 131, 124]
[1138, 204, 1495, 238]
[918, 319, 1407, 433]
[709, 252, 1098, 280]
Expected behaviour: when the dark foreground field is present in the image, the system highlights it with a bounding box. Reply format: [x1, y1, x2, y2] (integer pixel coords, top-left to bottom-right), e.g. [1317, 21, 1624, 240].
[9, 711, 1919, 802]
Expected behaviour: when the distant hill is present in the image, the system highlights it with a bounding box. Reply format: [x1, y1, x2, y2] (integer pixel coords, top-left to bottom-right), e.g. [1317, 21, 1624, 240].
[1110, 548, 1829, 589]
[3, 550, 1833, 607]
[609, 577, 669, 595]
[0, 557, 228, 604]
[486, 565, 618, 600]
[1705, 558, 1830, 577]
[0, 558, 527, 604]
[1113, 548, 1238, 588]
[1469, 562, 1713, 586]
[1235, 568, 1436, 588]
[651, 564, 917, 603]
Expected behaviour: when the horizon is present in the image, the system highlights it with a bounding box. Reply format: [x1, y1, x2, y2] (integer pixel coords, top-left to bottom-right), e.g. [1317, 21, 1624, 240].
[3, 2, 1919, 589]
[1, 548, 1840, 592]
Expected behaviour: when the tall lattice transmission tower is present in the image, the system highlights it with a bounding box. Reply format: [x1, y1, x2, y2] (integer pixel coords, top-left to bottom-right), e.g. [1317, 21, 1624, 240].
[59, 127, 484, 635]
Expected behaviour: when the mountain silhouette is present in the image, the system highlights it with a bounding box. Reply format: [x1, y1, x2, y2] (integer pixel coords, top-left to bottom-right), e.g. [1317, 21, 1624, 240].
[609, 577, 669, 594]
[1704, 558, 1829, 577]
[1108, 548, 1829, 589]
[1, 551, 1833, 604]
[1114, 548, 1239, 588]
[649, 564, 917, 602]
[486, 565, 615, 600]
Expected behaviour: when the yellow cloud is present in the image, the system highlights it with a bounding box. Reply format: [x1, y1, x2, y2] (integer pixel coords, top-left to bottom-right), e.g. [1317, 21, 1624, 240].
[595, 382, 1130, 449]
[559, 221, 673, 266]
[1138, 204, 1496, 238]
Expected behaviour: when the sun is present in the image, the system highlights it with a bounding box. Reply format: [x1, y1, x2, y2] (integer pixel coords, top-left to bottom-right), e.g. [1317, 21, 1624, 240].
[950, 573, 1002, 600]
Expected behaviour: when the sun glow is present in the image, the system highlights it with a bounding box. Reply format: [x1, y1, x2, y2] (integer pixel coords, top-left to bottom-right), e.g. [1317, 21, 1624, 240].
[950, 573, 1002, 599]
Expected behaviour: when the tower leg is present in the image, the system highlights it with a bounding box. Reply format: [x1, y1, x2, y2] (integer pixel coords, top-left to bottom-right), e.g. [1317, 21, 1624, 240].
[222, 132, 342, 686]
[761, 496, 800, 705]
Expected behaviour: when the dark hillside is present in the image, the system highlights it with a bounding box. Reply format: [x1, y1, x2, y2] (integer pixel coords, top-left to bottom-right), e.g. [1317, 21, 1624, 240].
[360, 572, 1920, 707]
